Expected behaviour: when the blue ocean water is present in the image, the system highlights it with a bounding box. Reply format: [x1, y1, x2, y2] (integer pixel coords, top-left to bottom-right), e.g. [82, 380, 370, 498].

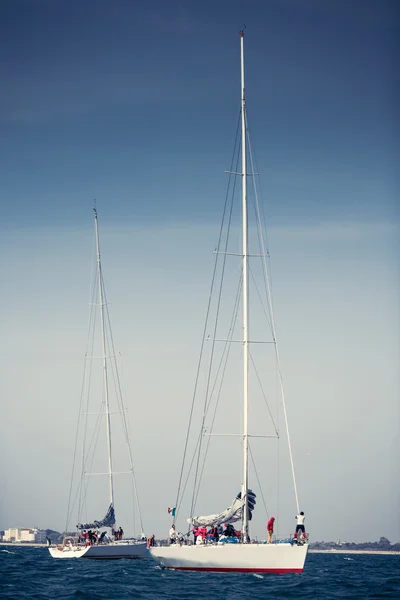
[1, 547, 399, 599]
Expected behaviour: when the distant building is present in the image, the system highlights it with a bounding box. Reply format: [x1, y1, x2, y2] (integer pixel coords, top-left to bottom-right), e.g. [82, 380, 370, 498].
[3, 528, 46, 543]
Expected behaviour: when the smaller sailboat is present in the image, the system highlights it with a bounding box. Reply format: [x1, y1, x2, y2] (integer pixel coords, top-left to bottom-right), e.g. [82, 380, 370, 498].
[149, 30, 308, 573]
[49, 209, 147, 559]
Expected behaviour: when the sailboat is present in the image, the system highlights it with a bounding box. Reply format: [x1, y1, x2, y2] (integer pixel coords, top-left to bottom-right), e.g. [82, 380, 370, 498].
[149, 31, 309, 572]
[49, 209, 147, 559]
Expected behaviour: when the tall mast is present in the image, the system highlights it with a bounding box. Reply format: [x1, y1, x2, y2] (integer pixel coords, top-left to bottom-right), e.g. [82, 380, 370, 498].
[93, 208, 115, 510]
[239, 29, 249, 542]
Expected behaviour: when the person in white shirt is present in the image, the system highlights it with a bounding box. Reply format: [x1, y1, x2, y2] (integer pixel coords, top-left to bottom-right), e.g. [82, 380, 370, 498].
[169, 524, 178, 544]
[294, 511, 306, 539]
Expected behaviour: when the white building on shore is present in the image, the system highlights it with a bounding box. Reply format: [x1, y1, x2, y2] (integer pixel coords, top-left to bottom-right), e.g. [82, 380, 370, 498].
[3, 528, 46, 543]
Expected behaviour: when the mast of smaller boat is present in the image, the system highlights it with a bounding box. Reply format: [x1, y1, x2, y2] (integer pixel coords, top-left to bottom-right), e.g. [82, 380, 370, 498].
[239, 29, 250, 543]
[93, 208, 115, 512]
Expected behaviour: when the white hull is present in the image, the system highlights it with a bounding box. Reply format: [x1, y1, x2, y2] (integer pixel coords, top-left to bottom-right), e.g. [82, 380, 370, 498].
[149, 542, 308, 573]
[49, 541, 147, 560]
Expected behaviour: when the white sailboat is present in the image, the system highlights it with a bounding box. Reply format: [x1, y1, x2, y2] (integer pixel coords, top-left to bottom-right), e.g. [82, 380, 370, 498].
[50, 209, 147, 559]
[149, 30, 309, 573]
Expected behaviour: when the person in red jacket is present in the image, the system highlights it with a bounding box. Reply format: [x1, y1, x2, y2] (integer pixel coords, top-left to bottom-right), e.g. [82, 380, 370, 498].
[266, 516, 275, 544]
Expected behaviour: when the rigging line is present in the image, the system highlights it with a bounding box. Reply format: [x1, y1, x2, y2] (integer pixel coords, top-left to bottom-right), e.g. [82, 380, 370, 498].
[175, 110, 242, 522]
[246, 117, 300, 514]
[276, 408, 281, 539]
[79, 312, 97, 519]
[77, 255, 98, 525]
[193, 274, 243, 509]
[79, 299, 98, 532]
[203, 272, 243, 420]
[249, 265, 273, 333]
[193, 331, 239, 512]
[101, 283, 126, 430]
[179, 269, 237, 527]
[79, 381, 105, 527]
[100, 277, 134, 516]
[126, 424, 145, 535]
[176, 282, 242, 518]
[246, 114, 273, 318]
[107, 334, 145, 533]
[65, 375, 87, 532]
[81, 381, 105, 479]
[247, 121, 272, 331]
[100, 280, 145, 534]
[66, 309, 96, 530]
[204, 273, 243, 420]
[176, 428, 202, 523]
[180, 318, 237, 530]
[81, 317, 107, 496]
[248, 444, 270, 522]
[245, 110, 271, 261]
[191, 125, 244, 512]
[245, 115, 293, 528]
[189, 135, 240, 519]
[175, 298, 239, 526]
[81, 401, 106, 514]
[248, 349, 279, 436]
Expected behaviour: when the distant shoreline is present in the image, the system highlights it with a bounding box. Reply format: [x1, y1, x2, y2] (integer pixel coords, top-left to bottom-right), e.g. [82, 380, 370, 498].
[0, 542, 47, 548]
[1, 542, 399, 555]
[309, 549, 400, 555]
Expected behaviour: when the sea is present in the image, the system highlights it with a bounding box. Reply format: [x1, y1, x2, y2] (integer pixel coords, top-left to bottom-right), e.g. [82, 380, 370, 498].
[1, 547, 399, 599]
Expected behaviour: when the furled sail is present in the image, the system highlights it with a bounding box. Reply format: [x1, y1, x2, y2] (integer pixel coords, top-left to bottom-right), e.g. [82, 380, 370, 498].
[77, 503, 116, 530]
[187, 490, 256, 528]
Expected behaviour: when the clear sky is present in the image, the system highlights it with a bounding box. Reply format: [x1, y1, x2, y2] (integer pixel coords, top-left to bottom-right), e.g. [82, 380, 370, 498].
[0, 0, 398, 543]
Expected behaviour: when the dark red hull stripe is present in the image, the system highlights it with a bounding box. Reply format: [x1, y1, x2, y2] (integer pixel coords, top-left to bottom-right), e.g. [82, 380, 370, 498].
[165, 567, 303, 573]
[82, 556, 143, 560]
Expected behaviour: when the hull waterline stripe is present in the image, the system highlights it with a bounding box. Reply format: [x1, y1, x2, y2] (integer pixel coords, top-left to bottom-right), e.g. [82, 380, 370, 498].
[82, 556, 144, 560]
[164, 566, 303, 573]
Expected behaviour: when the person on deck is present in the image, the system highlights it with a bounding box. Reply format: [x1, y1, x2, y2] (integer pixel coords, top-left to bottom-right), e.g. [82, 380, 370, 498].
[169, 524, 178, 544]
[192, 526, 199, 544]
[82, 531, 89, 545]
[118, 527, 124, 540]
[195, 530, 204, 544]
[267, 516, 275, 544]
[211, 526, 219, 542]
[294, 512, 306, 539]
[98, 531, 107, 544]
[224, 523, 236, 537]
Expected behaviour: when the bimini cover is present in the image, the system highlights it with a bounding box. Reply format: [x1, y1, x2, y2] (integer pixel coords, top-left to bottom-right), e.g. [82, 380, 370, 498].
[77, 503, 116, 530]
[187, 490, 256, 528]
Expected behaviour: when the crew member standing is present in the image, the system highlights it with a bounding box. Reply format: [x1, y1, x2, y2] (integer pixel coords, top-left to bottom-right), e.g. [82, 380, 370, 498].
[266, 516, 275, 544]
[294, 511, 306, 539]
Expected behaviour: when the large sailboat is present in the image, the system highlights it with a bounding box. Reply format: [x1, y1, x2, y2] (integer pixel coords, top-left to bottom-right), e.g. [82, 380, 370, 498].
[149, 31, 309, 572]
[49, 209, 147, 559]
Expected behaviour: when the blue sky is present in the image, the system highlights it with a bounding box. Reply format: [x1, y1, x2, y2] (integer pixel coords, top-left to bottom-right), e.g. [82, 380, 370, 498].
[1, 0, 397, 228]
[0, 0, 398, 543]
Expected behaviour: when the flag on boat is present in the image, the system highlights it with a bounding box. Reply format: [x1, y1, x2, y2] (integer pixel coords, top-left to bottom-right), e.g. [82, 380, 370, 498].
[77, 503, 116, 530]
[168, 507, 176, 516]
